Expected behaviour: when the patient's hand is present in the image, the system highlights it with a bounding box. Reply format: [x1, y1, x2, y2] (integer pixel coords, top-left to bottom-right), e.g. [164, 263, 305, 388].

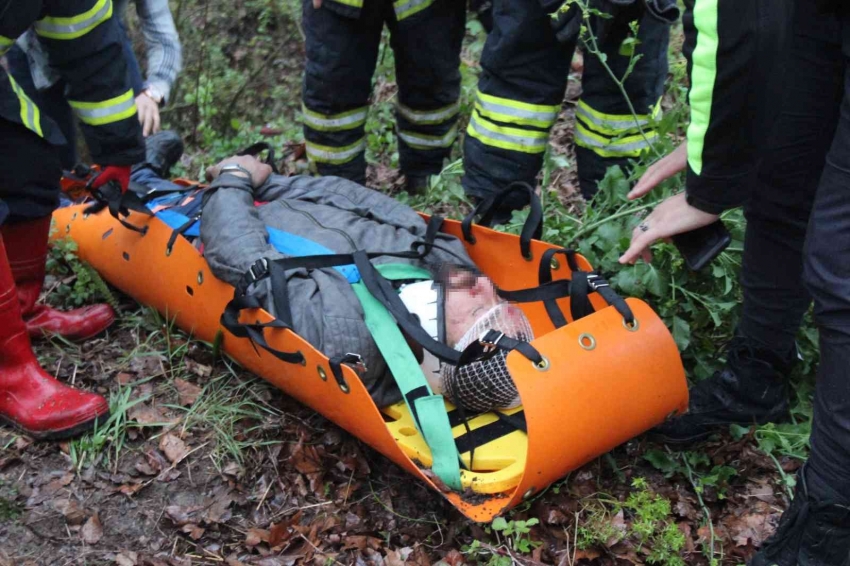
[205, 155, 272, 188]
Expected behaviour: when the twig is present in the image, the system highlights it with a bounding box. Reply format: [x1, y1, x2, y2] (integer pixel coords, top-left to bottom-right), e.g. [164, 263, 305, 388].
[297, 532, 346, 566]
[680, 452, 718, 563]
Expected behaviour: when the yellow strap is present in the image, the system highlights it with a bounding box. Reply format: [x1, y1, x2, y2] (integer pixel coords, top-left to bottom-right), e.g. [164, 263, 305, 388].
[68, 89, 136, 126]
[7, 73, 43, 138]
[466, 111, 548, 154]
[35, 0, 113, 40]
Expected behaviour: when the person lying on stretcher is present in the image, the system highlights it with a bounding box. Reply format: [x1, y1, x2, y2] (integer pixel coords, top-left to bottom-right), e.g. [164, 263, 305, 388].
[199, 154, 533, 413]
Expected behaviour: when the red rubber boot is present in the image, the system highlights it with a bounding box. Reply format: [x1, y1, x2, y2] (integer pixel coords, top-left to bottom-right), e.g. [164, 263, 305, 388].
[0, 216, 115, 341]
[0, 233, 110, 439]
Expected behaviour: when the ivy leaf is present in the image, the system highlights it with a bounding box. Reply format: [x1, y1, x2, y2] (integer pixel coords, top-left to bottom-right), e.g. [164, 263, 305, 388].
[491, 517, 508, 532]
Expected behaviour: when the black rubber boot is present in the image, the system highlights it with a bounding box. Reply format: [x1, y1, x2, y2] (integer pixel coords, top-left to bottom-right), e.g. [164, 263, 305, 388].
[750, 466, 850, 566]
[134, 130, 184, 178]
[652, 337, 793, 444]
[405, 175, 429, 196]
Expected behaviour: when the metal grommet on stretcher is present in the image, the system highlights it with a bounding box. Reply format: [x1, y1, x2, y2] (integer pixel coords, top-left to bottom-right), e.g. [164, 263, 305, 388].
[578, 333, 596, 351]
[623, 317, 640, 332]
[550, 257, 560, 271]
[197, 271, 204, 285]
[317, 366, 327, 381]
[532, 356, 550, 371]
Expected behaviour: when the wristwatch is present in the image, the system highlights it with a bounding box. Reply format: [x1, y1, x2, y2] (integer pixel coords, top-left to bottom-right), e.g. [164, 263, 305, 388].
[143, 85, 164, 105]
[218, 163, 254, 185]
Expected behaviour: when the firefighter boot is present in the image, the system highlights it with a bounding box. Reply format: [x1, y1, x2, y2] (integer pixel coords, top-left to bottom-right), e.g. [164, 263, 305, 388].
[0, 216, 115, 341]
[0, 233, 110, 439]
[749, 465, 850, 566]
[652, 337, 792, 443]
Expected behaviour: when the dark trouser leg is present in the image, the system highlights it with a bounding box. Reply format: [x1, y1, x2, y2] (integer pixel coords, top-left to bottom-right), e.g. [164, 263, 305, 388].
[803, 55, 850, 500]
[739, 6, 844, 360]
[301, 0, 383, 184]
[461, 0, 575, 217]
[387, 1, 465, 179]
[5, 45, 78, 170]
[576, 13, 670, 200]
[0, 119, 62, 224]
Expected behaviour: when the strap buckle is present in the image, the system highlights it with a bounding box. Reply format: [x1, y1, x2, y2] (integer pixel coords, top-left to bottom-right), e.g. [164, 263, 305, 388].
[479, 330, 504, 353]
[343, 353, 367, 375]
[586, 273, 609, 291]
[248, 258, 270, 283]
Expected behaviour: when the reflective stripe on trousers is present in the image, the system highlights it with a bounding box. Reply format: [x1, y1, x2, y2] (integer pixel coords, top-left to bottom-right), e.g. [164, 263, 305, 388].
[466, 110, 549, 154]
[302, 105, 368, 132]
[68, 89, 137, 126]
[306, 138, 366, 165]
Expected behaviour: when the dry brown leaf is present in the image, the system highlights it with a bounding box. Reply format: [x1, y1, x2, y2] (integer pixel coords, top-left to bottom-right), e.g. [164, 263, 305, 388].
[114, 551, 138, 566]
[159, 433, 190, 464]
[115, 372, 134, 386]
[728, 512, 776, 547]
[174, 378, 203, 406]
[181, 523, 205, 540]
[81, 512, 103, 544]
[54, 498, 87, 525]
[184, 360, 212, 378]
[245, 527, 270, 547]
[128, 403, 168, 426]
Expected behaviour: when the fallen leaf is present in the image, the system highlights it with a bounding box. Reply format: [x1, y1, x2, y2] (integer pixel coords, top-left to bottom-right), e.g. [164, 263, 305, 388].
[181, 523, 205, 540]
[165, 505, 199, 526]
[159, 433, 189, 464]
[245, 527, 270, 547]
[728, 512, 776, 547]
[115, 372, 134, 386]
[54, 498, 87, 525]
[114, 551, 138, 566]
[118, 482, 145, 497]
[174, 378, 203, 406]
[128, 403, 168, 426]
[81, 512, 103, 544]
[184, 360, 212, 378]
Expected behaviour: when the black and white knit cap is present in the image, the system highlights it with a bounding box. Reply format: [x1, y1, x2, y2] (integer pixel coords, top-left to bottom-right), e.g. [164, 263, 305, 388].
[441, 303, 534, 413]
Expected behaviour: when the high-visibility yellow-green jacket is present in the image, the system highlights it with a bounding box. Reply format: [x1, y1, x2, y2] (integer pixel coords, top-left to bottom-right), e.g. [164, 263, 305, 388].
[0, 0, 144, 165]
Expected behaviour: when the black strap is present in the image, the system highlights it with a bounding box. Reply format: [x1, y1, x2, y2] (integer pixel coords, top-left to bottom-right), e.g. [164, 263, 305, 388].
[353, 251, 465, 365]
[166, 214, 200, 255]
[419, 215, 444, 255]
[454, 410, 527, 454]
[328, 353, 365, 392]
[457, 329, 544, 367]
[461, 181, 543, 260]
[237, 142, 279, 174]
[538, 248, 581, 328]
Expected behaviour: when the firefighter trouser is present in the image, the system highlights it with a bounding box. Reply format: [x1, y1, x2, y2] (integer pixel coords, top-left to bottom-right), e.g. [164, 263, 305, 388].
[462, 0, 669, 215]
[301, 0, 465, 185]
[0, 118, 63, 226]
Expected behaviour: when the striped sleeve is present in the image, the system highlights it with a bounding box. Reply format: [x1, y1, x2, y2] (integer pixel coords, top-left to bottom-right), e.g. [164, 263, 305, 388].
[39, 0, 144, 165]
[135, 0, 183, 104]
[682, 0, 793, 214]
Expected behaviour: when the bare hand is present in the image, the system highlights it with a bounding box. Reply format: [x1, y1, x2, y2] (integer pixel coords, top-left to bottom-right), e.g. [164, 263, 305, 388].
[619, 192, 719, 265]
[205, 155, 273, 188]
[135, 93, 161, 137]
[313, 0, 322, 7]
[628, 142, 688, 200]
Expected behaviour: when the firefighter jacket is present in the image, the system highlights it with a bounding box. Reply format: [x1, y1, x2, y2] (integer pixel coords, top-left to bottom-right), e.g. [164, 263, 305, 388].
[0, 0, 144, 166]
[682, 0, 794, 214]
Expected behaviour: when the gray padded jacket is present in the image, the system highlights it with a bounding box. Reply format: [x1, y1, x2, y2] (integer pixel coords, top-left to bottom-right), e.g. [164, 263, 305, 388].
[200, 173, 474, 406]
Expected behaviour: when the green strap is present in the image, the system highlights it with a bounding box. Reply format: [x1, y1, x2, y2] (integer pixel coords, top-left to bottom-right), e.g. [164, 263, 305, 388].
[351, 263, 462, 490]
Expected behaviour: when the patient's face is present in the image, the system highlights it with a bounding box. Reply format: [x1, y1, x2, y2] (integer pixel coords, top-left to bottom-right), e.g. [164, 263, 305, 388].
[444, 271, 501, 347]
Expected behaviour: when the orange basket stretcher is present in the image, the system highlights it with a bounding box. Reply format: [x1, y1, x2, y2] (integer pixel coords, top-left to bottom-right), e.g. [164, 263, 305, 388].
[51, 181, 687, 522]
